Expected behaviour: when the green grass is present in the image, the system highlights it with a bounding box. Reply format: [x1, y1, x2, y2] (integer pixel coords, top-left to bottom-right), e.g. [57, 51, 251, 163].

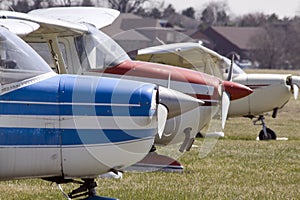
[1, 70, 300, 199]
[2, 138, 299, 199]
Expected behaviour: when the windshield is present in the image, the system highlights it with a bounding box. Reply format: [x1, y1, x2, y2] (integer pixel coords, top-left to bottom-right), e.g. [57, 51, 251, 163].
[74, 24, 129, 70]
[222, 57, 245, 79]
[0, 27, 52, 85]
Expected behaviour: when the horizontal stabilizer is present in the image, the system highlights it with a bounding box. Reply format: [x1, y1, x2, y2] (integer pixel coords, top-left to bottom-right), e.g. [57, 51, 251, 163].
[125, 152, 184, 173]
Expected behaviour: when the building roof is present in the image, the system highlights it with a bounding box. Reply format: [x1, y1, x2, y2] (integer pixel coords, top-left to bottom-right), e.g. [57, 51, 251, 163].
[102, 13, 162, 36]
[190, 30, 213, 48]
[102, 13, 141, 35]
[165, 13, 200, 29]
[121, 18, 161, 30]
[111, 29, 150, 41]
[208, 26, 264, 50]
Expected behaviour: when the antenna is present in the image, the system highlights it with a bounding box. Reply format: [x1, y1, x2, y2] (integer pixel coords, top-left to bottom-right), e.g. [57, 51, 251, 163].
[156, 37, 165, 45]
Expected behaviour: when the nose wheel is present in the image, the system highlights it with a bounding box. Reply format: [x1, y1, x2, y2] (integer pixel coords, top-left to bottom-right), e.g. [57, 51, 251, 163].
[258, 127, 276, 140]
[45, 177, 118, 200]
[253, 115, 277, 140]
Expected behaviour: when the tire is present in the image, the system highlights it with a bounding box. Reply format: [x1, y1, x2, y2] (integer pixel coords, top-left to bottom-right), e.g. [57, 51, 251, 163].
[259, 128, 276, 140]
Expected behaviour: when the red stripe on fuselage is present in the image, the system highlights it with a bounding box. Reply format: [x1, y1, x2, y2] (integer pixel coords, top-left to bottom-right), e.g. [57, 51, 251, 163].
[246, 84, 270, 89]
[93, 60, 221, 88]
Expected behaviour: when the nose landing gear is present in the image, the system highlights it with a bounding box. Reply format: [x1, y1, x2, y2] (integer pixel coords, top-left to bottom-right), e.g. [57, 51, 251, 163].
[45, 177, 118, 200]
[253, 115, 277, 140]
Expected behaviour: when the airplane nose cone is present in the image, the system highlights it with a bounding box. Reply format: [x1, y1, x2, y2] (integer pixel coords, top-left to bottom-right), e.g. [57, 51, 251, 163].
[222, 81, 253, 100]
[158, 86, 204, 119]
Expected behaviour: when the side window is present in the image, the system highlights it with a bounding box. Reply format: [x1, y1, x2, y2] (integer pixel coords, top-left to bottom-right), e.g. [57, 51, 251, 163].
[58, 42, 67, 68]
[28, 42, 67, 73]
[28, 43, 55, 70]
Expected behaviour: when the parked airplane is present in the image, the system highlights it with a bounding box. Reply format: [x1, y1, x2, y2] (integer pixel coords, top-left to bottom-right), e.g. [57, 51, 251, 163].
[136, 42, 300, 140]
[0, 23, 202, 199]
[0, 8, 252, 154]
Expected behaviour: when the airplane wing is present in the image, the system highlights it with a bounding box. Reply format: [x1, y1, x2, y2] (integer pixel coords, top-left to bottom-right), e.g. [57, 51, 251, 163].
[28, 7, 120, 30]
[0, 7, 119, 36]
[136, 42, 226, 79]
[0, 10, 88, 36]
[0, 18, 39, 36]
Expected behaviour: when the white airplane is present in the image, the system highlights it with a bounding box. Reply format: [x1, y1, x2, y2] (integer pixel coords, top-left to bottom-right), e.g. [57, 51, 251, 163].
[0, 20, 202, 199]
[135, 42, 300, 140]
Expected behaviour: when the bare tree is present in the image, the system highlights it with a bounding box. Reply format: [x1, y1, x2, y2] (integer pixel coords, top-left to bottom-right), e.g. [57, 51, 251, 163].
[162, 4, 175, 18]
[235, 13, 268, 27]
[182, 7, 195, 19]
[201, 6, 215, 27]
[11, 0, 31, 12]
[200, 1, 230, 28]
[107, 0, 148, 13]
[284, 19, 300, 69]
[249, 17, 300, 69]
[81, 0, 94, 6]
[150, 7, 161, 19]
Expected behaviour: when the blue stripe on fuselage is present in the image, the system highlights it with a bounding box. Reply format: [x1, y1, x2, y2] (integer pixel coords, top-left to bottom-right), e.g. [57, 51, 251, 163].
[0, 75, 155, 117]
[0, 103, 147, 116]
[0, 127, 155, 146]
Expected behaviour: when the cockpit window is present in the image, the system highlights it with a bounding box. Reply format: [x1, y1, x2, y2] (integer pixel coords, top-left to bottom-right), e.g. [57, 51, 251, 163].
[0, 27, 52, 85]
[74, 24, 129, 70]
[222, 57, 245, 79]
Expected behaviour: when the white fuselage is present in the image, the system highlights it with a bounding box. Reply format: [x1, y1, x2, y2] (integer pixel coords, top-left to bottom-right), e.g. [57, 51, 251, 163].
[0, 138, 154, 180]
[0, 74, 158, 180]
[229, 74, 292, 117]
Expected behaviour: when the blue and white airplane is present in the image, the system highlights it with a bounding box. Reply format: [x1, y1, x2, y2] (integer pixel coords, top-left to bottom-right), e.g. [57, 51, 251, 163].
[1, 7, 252, 149]
[0, 25, 201, 199]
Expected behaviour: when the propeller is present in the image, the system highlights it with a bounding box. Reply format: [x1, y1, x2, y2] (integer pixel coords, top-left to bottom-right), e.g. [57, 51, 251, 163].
[157, 104, 168, 139]
[221, 91, 230, 129]
[227, 54, 234, 81]
[289, 76, 300, 100]
[292, 84, 299, 100]
[207, 53, 251, 135]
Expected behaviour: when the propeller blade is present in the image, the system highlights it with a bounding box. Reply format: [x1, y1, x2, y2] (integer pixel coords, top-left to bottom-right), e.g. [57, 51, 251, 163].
[221, 91, 230, 129]
[290, 76, 300, 100]
[157, 104, 168, 139]
[227, 55, 234, 81]
[292, 84, 299, 100]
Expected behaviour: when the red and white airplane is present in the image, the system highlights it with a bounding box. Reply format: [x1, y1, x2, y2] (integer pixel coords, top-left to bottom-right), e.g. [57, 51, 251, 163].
[135, 42, 300, 140]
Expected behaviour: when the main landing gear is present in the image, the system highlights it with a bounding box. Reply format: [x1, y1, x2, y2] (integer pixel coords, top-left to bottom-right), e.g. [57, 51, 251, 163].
[253, 115, 277, 140]
[44, 177, 118, 200]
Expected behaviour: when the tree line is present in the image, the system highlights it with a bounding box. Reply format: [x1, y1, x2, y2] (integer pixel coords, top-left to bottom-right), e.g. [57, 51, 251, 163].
[1, 0, 299, 69]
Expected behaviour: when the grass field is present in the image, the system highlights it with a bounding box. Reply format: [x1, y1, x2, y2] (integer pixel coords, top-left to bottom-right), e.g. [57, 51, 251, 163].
[1, 71, 300, 200]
